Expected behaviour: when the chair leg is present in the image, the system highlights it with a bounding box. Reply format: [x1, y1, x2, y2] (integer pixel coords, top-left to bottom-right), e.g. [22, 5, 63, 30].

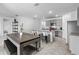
[35, 42, 38, 51]
[39, 40, 41, 48]
[45, 36, 48, 43]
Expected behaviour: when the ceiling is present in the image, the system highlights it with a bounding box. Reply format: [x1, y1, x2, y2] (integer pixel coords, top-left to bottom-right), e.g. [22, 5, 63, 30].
[0, 3, 79, 19]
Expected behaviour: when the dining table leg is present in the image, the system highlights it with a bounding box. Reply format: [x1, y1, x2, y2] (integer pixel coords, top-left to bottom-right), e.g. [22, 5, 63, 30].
[35, 38, 41, 51]
[35, 42, 38, 51]
[39, 38, 41, 48]
[17, 45, 20, 55]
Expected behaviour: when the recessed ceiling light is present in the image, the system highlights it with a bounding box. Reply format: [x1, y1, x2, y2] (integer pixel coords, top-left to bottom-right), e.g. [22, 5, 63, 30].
[48, 10, 52, 14]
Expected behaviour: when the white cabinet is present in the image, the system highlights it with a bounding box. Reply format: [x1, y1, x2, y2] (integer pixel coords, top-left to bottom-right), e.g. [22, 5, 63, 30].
[70, 11, 77, 21]
[66, 11, 77, 21]
[66, 8, 79, 25]
[62, 10, 77, 43]
[69, 34, 79, 54]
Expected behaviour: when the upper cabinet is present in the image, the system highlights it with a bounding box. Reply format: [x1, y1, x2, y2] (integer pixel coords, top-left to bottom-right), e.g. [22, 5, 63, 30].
[62, 9, 78, 22]
[70, 10, 77, 21]
[63, 7, 79, 22]
[65, 11, 77, 21]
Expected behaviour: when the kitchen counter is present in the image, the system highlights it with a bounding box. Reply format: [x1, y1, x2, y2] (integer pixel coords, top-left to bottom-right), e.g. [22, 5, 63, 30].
[70, 33, 79, 36]
[69, 33, 79, 54]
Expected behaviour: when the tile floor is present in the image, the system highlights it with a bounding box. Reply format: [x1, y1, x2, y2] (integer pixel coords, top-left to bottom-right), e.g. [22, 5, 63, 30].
[36, 37, 71, 55]
[0, 37, 71, 55]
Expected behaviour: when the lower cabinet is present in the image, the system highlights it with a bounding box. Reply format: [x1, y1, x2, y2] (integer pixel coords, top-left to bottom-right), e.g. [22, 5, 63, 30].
[69, 35, 79, 54]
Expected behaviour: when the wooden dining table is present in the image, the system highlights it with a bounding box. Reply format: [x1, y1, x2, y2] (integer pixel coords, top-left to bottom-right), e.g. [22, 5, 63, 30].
[6, 32, 40, 55]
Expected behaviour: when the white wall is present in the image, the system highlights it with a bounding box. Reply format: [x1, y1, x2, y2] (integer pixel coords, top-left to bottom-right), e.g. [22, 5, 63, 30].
[3, 18, 13, 34]
[3, 16, 41, 34]
[18, 17, 41, 33]
[62, 15, 68, 43]
[0, 17, 3, 36]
